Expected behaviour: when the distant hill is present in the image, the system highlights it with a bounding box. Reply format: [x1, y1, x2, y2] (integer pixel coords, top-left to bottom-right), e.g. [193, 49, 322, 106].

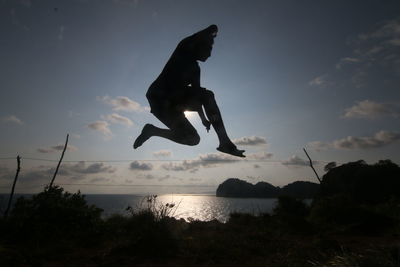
[320, 159, 400, 204]
[216, 178, 319, 198]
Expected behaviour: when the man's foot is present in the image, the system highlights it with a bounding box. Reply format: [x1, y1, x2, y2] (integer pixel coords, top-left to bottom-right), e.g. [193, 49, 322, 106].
[217, 143, 245, 158]
[133, 124, 154, 149]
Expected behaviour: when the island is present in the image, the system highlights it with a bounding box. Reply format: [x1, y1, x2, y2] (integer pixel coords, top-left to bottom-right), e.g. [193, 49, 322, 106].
[216, 178, 320, 198]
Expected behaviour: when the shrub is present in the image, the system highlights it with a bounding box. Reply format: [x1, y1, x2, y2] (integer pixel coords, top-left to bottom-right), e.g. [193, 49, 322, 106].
[7, 185, 103, 242]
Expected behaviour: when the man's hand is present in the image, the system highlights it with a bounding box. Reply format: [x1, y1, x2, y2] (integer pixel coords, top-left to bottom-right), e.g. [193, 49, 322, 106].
[202, 119, 211, 132]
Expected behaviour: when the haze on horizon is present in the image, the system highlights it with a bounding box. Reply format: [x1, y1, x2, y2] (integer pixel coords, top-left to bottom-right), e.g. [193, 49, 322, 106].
[1, 0, 400, 194]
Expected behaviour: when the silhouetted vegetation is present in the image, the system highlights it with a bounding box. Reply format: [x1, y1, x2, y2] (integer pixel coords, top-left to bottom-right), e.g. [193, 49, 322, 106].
[0, 159, 399, 266]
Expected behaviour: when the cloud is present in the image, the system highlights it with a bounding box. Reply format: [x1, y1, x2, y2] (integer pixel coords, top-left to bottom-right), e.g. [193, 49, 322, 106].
[247, 151, 273, 160]
[102, 113, 133, 127]
[90, 177, 110, 183]
[37, 144, 78, 154]
[336, 57, 361, 69]
[233, 136, 267, 146]
[129, 161, 153, 171]
[1, 115, 23, 125]
[333, 131, 400, 150]
[308, 130, 400, 150]
[98, 96, 149, 112]
[153, 150, 172, 158]
[70, 162, 116, 174]
[349, 18, 400, 85]
[315, 18, 400, 89]
[307, 141, 331, 152]
[282, 155, 309, 167]
[161, 153, 241, 171]
[136, 174, 155, 180]
[343, 100, 399, 119]
[358, 18, 400, 43]
[88, 120, 112, 138]
[0, 162, 115, 186]
[308, 75, 332, 88]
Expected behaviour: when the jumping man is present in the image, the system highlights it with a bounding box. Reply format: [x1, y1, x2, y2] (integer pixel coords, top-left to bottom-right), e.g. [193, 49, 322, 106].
[133, 25, 245, 157]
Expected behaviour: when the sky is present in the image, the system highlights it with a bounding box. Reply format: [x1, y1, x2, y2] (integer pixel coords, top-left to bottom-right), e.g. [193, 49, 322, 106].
[1, 0, 400, 194]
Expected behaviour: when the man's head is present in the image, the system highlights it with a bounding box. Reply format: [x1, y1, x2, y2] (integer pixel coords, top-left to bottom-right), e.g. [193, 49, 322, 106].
[191, 25, 218, 62]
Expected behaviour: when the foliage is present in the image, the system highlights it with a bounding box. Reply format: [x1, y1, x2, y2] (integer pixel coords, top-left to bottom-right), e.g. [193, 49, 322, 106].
[6, 185, 103, 242]
[126, 194, 180, 221]
[320, 159, 400, 204]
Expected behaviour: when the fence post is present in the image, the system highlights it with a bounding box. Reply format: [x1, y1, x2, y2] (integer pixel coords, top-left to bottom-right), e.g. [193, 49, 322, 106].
[303, 148, 321, 184]
[49, 134, 69, 188]
[4, 155, 21, 218]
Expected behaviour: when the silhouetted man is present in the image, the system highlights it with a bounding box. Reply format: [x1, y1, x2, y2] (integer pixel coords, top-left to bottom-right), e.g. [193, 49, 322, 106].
[134, 25, 245, 157]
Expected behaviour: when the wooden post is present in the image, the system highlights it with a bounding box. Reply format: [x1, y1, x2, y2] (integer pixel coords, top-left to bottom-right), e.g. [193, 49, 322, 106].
[303, 148, 321, 184]
[4, 155, 21, 218]
[49, 134, 69, 188]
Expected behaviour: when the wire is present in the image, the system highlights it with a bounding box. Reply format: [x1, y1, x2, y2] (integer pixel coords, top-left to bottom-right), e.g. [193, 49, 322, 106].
[0, 156, 332, 164]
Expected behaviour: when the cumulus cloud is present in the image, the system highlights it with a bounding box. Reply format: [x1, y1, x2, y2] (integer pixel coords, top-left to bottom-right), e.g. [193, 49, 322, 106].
[0, 161, 115, 183]
[233, 136, 267, 146]
[37, 144, 78, 154]
[247, 151, 273, 160]
[343, 100, 399, 119]
[98, 96, 149, 112]
[161, 153, 241, 171]
[307, 141, 332, 152]
[102, 113, 133, 127]
[88, 120, 112, 138]
[308, 130, 400, 150]
[129, 161, 153, 171]
[1, 115, 23, 125]
[153, 150, 172, 158]
[70, 162, 116, 174]
[333, 131, 400, 149]
[282, 155, 309, 167]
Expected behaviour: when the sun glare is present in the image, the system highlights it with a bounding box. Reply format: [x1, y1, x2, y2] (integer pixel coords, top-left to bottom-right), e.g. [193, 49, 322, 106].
[184, 111, 197, 118]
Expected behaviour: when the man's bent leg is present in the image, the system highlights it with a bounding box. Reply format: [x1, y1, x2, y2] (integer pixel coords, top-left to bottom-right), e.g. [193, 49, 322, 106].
[134, 111, 200, 148]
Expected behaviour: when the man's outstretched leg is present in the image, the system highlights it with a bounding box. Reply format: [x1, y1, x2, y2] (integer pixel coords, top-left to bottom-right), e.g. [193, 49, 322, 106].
[200, 89, 245, 157]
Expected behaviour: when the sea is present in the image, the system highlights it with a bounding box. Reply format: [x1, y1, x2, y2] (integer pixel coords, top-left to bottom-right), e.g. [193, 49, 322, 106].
[0, 194, 285, 222]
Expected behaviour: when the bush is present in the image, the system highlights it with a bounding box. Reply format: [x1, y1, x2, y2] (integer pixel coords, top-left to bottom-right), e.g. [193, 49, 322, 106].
[310, 194, 396, 234]
[273, 196, 309, 218]
[102, 195, 180, 260]
[6, 185, 103, 242]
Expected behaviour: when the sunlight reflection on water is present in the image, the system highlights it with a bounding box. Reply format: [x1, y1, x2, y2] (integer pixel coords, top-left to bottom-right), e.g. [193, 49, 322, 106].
[86, 194, 279, 222]
[158, 195, 278, 222]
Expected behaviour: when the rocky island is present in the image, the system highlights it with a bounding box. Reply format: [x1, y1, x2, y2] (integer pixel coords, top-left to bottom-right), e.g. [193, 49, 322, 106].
[216, 178, 320, 198]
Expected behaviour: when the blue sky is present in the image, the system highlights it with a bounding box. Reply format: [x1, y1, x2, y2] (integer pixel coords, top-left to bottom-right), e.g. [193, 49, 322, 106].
[1, 0, 400, 194]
